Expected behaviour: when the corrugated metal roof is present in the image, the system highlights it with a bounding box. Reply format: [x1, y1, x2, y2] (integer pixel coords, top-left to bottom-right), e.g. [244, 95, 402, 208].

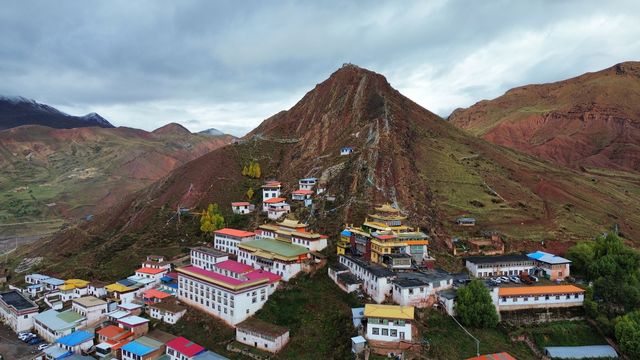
[499, 285, 584, 297]
[56, 330, 93, 347]
[527, 251, 571, 264]
[544, 345, 618, 358]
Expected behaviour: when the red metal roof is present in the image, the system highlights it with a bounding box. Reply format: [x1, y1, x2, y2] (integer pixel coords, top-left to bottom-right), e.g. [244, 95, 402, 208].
[214, 228, 255, 238]
[143, 289, 172, 300]
[166, 336, 205, 357]
[466, 352, 517, 360]
[136, 267, 167, 275]
[292, 189, 314, 195]
[97, 325, 125, 339]
[261, 181, 281, 188]
[178, 265, 280, 289]
[215, 260, 254, 273]
[263, 197, 287, 204]
[231, 202, 251, 206]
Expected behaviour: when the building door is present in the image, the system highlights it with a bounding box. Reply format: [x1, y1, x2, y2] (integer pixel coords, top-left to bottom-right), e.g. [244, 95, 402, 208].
[399, 332, 405, 340]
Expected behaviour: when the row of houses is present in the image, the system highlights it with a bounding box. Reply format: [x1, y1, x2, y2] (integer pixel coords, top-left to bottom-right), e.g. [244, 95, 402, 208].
[464, 251, 572, 281]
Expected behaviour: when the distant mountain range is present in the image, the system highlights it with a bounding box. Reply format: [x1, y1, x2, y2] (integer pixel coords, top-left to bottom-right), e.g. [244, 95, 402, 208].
[0, 96, 114, 130]
[449, 61, 640, 173]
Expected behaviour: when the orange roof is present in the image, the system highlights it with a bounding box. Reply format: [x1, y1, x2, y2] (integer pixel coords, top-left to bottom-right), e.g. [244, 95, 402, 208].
[466, 352, 517, 360]
[214, 228, 255, 238]
[97, 325, 126, 339]
[263, 197, 286, 204]
[143, 288, 172, 300]
[136, 267, 167, 275]
[262, 181, 281, 188]
[499, 285, 584, 297]
[232, 202, 251, 206]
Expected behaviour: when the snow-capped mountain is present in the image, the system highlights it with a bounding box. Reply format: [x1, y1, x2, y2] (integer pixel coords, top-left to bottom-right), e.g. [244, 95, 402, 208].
[0, 96, 114, 131]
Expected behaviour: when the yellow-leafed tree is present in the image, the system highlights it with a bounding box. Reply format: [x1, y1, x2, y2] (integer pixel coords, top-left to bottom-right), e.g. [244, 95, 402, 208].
[246, 187, 255, 200]
[200, 203, 225, 236]
[254, 162, 261, 178]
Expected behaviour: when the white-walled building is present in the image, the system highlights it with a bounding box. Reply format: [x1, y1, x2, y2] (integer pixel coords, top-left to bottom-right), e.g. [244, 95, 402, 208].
[148, 300, 187, 324]
[231, 202, 255, 215]
[54, 330, 95, 357]
[261, 181, 282, 200]
[34, 309, 87, 343]
[266, 201, 291, 220]
[190, 247, 229, 271]
[72, 296, 108, 325]
[390, 271, 455, 308]
[25, 273, 50, 285]
[237, 239, 309, 281]
[87, 281, 108, 298]
[214, 228, 256, 256]
[135, 256, 170, 285]
[337, 255, 395, 303]
[527, 251, 572, 281]
[291, 189, 314, 202]
[177, 258, 281, 325]
[236, 318, 290, 353]
[298, 178, 317, 191]
[493, 285, 585, 311]
[0, 290, 39, 333]
[341, 147, 354, 156]
[364, 304, 414, 342]
[465, 255, 534, 278]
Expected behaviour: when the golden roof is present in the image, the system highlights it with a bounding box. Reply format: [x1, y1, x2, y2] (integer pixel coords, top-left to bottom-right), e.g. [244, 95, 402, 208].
[364, 304, 414, 320]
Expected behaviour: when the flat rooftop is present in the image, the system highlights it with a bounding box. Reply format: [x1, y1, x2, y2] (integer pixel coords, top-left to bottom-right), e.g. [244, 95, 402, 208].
[0, 290, 38, 311]
[465, 254, 531, 264]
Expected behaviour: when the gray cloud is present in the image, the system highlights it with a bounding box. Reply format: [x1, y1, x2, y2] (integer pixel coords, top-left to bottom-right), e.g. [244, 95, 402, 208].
[1, 0, 639, 136]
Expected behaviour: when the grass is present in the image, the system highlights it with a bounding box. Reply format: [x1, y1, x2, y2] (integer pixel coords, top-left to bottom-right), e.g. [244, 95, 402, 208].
[419, 309, 537, 360]
[518, 321, 607, 349]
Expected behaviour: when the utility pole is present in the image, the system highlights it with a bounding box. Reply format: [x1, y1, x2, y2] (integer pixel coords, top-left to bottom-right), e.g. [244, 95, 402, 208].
[448, 312, 480, 357]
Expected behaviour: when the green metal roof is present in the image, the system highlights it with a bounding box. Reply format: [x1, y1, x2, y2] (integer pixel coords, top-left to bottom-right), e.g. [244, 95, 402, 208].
[242, 239, 308, 257]
[58, 309, 85, 323]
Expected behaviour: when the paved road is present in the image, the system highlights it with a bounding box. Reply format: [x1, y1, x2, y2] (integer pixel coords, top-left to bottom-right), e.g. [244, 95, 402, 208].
[0, 323, 40, 360]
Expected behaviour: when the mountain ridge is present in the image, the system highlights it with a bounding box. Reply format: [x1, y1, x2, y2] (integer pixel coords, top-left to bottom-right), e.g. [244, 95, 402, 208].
[0, 96, 115, 130]
[449, 61, 640, 172]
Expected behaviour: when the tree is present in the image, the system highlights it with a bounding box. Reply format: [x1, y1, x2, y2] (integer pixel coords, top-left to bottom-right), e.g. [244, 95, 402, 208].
[200, 203, 225, 236]
[616, 311, 640, 358]
[246, 187, 254, 200]
[248, 161, 256, 178]
[254, 162, 261, 178]
[566, 241, 595, 276]
[454, 279, 499, 328]
[242, 165, 248, 176]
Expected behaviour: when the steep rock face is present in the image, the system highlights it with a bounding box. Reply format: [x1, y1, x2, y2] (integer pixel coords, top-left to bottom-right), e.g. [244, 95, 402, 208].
[449, 61, 640, 172]
[0, 96, 114, 130]
[26, 65, 640, 278]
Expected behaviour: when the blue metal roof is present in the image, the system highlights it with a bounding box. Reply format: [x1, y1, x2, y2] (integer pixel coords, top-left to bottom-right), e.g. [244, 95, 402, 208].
[56, 330, 93, 347]
[544, 345, 618, 358]
[161, 275, 175, 282]
[527, 251, 571, 264]
[341, 230, 352, 237]
[117, 278, 136, 287]
[122, 340, 155, 356]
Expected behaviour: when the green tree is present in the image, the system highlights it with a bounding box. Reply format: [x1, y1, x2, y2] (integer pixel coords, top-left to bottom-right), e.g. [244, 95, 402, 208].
[246, 187, 254, 200]
[616, 311, 640, 358]
[200, 203, 225, 236]
[454, 279, 499, 328]
[566, 241, 595, 276]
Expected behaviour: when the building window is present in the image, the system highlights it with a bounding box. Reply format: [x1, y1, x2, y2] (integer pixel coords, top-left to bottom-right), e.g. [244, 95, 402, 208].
[382, 329, 389, 336]
[390, 329, 397, 337]
[372, 328, 379, 335]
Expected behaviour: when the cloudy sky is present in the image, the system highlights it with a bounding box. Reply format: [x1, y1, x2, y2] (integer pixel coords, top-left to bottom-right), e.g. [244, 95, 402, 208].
[1, 1, 639, 136]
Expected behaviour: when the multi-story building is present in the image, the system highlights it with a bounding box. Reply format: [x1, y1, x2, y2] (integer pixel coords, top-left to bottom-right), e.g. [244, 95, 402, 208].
[266, 201, 291, 220]
[364, 304, 414, 342]
[237, 239, 309, 281]
[0, 290, 39, 332]
[527, 251, 572, 281]
[337, 255, 395, 303]
[465, 255, 534, 278]
[340, 204, 431, 266]
[71, 296, 108, 325]
[59, 279, 90, 301]
[214, 228, 256, 256]
[177, 257, 281, 325]
[256, 219, 328, 252]
[390, 271, 456, 308]
[261, 181, 282, 200]
[298, 178, 317, 191]
[190, 247, 229, 271]
[236, 318, 290, 353]
[148, 299, 187, 324]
